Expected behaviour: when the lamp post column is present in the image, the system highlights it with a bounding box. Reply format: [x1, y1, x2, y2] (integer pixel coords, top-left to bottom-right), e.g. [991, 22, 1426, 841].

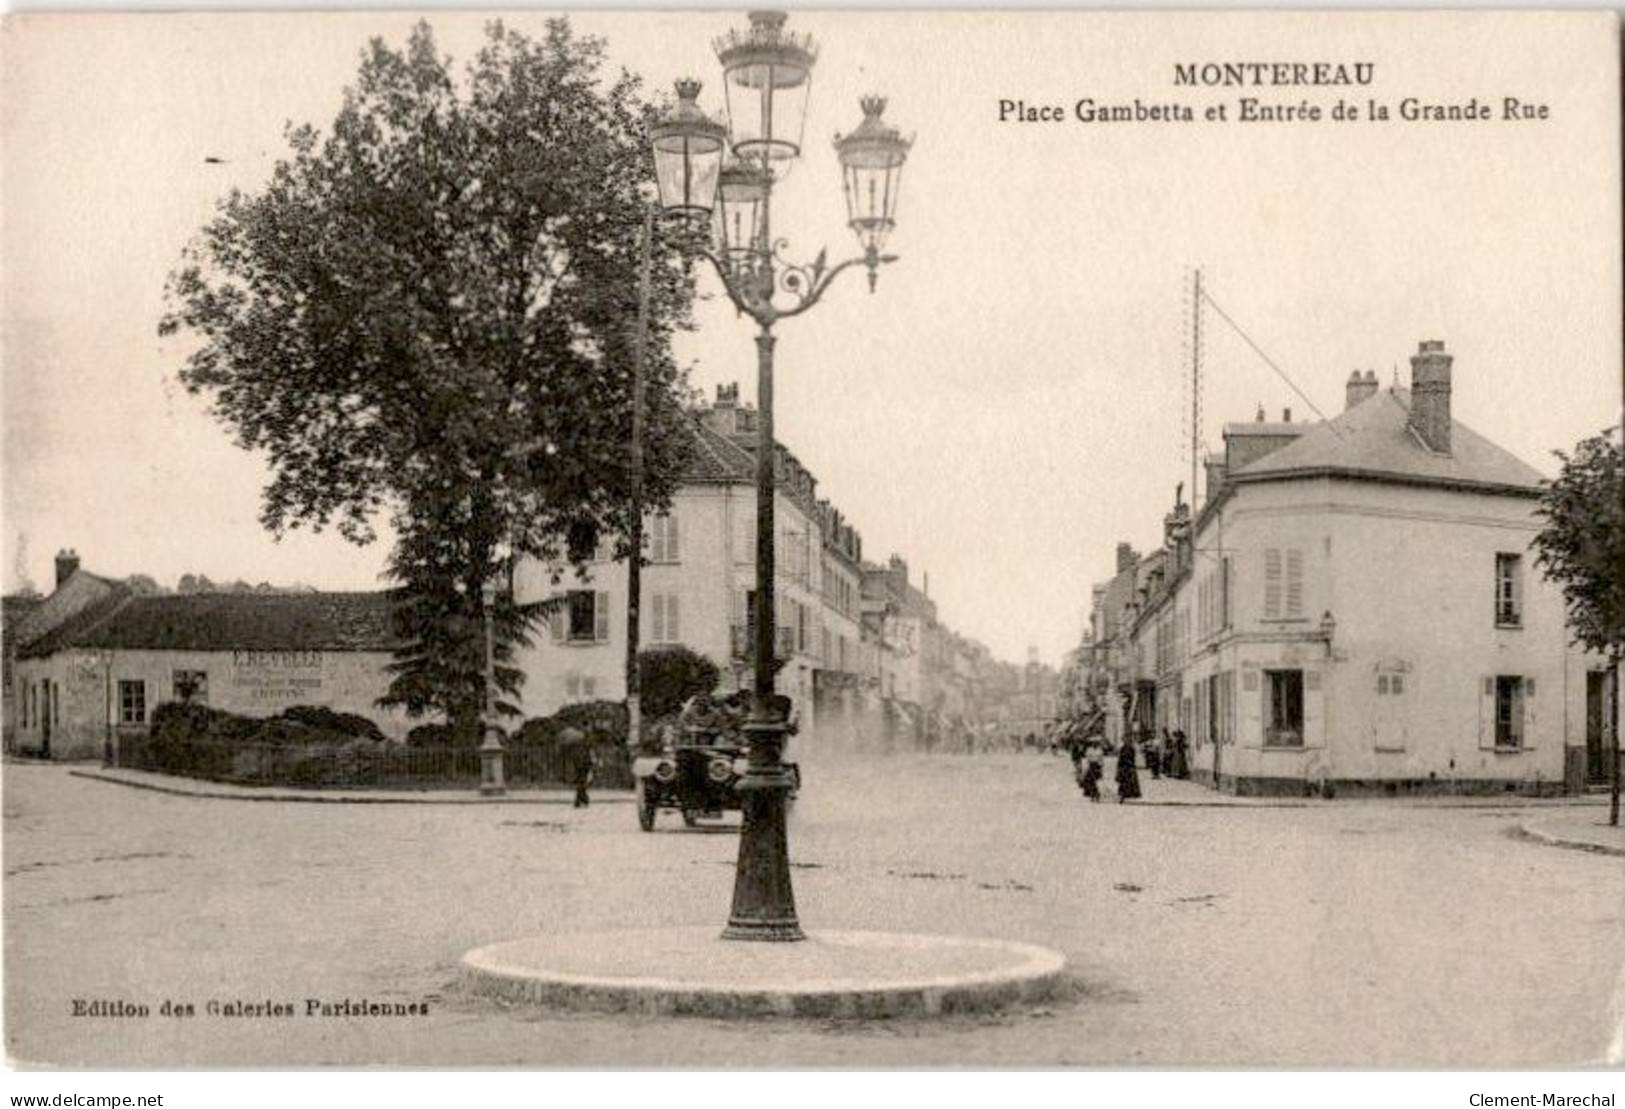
[479, 580, 506, 796]
[723, 324, 804, 942]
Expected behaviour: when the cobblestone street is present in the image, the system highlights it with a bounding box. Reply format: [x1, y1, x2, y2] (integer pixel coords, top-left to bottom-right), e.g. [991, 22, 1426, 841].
[5, 755, 1621, 1067]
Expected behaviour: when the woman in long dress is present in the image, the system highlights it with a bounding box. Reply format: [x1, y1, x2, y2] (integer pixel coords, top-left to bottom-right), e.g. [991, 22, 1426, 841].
[1115, 737, 1142, 802]
[1079, 740, 1104, 802]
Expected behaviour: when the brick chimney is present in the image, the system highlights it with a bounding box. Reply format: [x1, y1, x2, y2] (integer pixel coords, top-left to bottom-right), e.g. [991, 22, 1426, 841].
[1408, 340, 1453, 454]
[1345, 369, 1379, 409]
[1115, 542, 1139, 574]
[715, 382, 739, 408]
[54, 548, 80, 589]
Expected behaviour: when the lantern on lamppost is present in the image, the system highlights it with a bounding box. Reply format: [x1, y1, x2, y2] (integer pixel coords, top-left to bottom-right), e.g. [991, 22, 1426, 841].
[650, 78, 726, 219]
[648, 10, 912, 943]
[713, 10, 817, 167]
[834, 96, 913, 290]
[716, 157, 771, 273]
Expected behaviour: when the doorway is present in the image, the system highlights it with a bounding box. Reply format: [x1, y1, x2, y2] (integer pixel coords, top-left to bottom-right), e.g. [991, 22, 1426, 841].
[1585, 670, 1617, 785]
[40, 679, 52, 758]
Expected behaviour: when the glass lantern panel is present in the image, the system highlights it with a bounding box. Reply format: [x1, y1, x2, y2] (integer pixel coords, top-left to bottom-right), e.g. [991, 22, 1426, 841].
[654, 134, 722, 214]
[842, 161, 900, 249]
[717, 191, 763, 256]
[724, 62, 811, 162]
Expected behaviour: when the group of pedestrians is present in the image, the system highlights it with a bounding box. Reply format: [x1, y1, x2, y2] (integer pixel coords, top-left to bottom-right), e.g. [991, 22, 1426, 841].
[1068, 727, 1190, 804]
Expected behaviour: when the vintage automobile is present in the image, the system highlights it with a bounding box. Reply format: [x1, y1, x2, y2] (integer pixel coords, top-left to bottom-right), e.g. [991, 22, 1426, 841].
[632, 696, 801, 832]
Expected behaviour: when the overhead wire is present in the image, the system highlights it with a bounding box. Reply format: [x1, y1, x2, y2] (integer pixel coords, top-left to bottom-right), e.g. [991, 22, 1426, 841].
[1199, 286, 1344, 436]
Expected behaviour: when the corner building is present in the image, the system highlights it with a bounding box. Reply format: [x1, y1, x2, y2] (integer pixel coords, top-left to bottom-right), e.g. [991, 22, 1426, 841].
[1146, 342, 1613, 795]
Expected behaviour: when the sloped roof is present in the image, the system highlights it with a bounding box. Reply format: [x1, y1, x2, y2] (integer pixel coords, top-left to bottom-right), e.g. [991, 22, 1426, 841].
[1224, 421, 1304, 438]
[20, 590, 402, 657]
[16, 584, 135, 658]
[1231, 387, 1545, 494]
[682, 415, 825, 519]
[685, 418, 756, 483]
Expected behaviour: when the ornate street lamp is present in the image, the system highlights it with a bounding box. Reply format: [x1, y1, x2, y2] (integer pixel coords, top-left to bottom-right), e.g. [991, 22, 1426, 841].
[650, 78, 726, 218]
[713, 10, 816, 166]
[649, 11, 912, 943]
[835, 96, 913, 291]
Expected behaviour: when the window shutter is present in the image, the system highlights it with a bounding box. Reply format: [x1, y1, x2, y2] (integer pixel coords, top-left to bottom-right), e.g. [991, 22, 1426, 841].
[549, 602, 564, 642]
[1478, 675, 1493, 749]
[1285, 548, 1304, 617]
[1264, 549, 1282, 619]
[668, 514, 679, 561]
[651, 595, 665, 643]
[1221, 558, 1232, 628]
[595, 591, 610, 641]
[669, 595, 680, 642]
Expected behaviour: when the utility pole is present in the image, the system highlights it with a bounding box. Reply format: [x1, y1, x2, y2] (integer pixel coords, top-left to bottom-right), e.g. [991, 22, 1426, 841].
[1191, 267, 1202, 509]
[625, 204, 653, 755]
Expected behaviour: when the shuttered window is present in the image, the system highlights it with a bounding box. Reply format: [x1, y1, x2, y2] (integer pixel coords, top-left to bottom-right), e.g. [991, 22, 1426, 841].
[1264, 548, 1304, 619]
[651, 514, 680, 563]
[651, 594, 681, 644]
[558, 590, 610, 642]
[1264, 549, 1282, 619]
[1494, 675, 1524, 748]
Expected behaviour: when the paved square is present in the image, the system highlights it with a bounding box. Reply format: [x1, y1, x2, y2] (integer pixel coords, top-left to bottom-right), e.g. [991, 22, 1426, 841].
[5, 756, 1621, 1066]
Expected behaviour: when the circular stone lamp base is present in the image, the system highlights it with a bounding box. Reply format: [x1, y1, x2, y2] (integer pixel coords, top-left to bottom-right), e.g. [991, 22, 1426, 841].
[462, 927, 1066, 1019]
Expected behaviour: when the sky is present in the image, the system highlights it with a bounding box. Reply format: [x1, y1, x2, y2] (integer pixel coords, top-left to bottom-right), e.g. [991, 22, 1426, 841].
[2, 9, 1620, 667]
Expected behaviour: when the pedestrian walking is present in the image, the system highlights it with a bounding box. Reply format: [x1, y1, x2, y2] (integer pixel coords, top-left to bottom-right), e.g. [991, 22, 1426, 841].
[563, 727, 595, 808]
[1115, 737, 1142, 802]
[1078, 740, 1104, 802]
[1170, 729, 1190, 779]
[1147, 728, 1166, 779]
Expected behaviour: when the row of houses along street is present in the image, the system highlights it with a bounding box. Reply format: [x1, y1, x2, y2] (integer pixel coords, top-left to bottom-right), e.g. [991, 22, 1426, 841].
[1064, 339, 1620, 797]
[2, 381, 1059, 763]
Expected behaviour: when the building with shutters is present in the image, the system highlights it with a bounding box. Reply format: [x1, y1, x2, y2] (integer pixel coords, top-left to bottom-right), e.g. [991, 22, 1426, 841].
[511, 385, 879, 734]
[510, 384, 1014, 747]
[1090, 340, 1612, 796]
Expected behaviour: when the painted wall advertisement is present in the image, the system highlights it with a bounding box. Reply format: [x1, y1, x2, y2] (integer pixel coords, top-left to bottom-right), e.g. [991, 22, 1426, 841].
[230, 649, 324, 704]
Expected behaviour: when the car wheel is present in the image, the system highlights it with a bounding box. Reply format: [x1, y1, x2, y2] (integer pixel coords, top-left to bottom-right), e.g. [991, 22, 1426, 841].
[636, 780, 656, 833]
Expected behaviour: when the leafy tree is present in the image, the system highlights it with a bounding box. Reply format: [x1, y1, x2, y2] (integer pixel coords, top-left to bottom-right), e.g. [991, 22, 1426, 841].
[1533, 427, 1625, 825]
[638, 645, 721, 720]
[159, 19, 697, 742]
